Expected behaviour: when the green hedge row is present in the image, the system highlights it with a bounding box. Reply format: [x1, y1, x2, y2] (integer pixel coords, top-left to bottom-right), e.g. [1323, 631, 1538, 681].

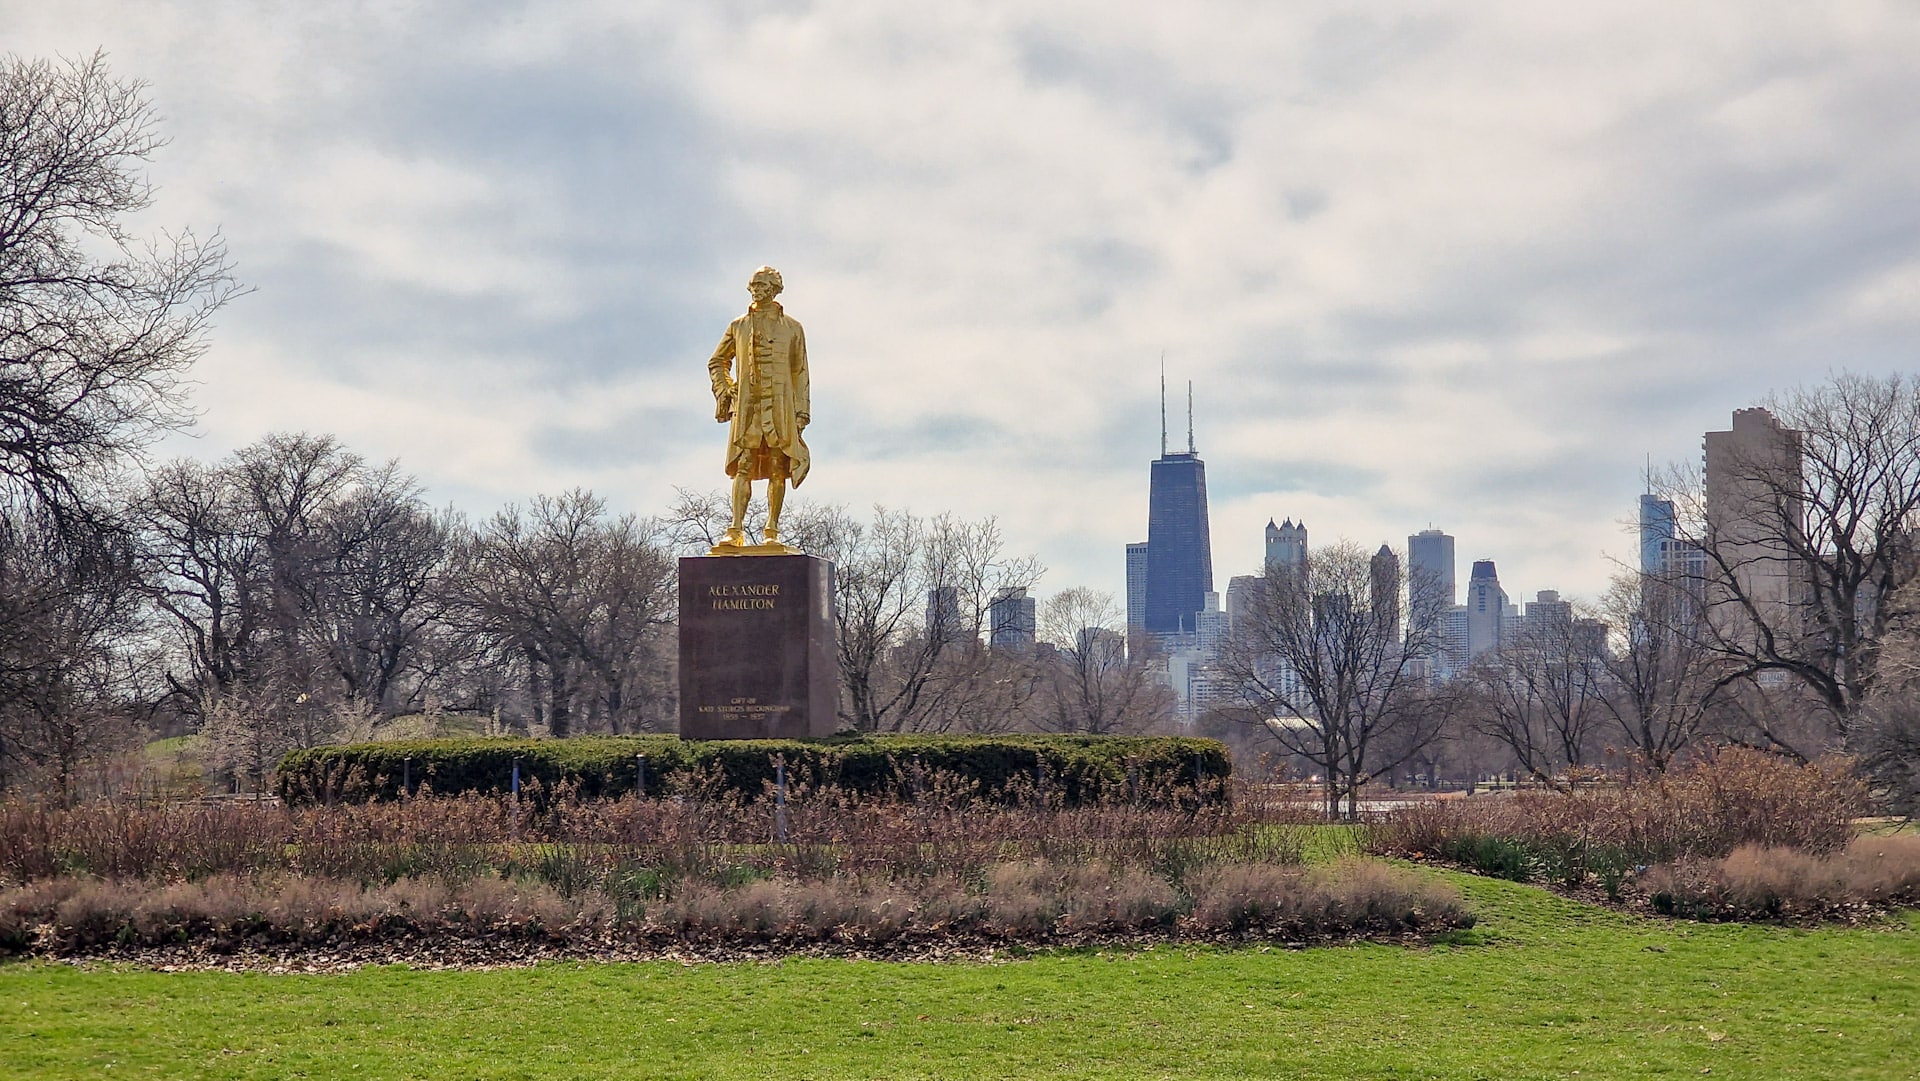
[275, 734, 1231, 807]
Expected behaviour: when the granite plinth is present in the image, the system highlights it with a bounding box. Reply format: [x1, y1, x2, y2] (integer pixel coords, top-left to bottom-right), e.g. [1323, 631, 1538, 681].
[678, 554, 838, 739]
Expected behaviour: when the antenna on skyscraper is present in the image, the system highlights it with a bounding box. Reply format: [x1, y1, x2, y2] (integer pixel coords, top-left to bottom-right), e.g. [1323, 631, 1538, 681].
[1187, 381, 1195, 454]
[1159, 353, 1168, 458]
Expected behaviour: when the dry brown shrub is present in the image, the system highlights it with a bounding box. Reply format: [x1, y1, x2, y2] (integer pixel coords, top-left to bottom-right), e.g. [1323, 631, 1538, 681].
[1053, 865, 1176, 930]
[980, 862, 1066, 936]
[1367, 747, 1867, 869]
[0, 879, 84, 951]
[0, 779, 1309, 895]
[0, 776, 1469, 954]
[1187, 858, 1469, 935]
[1311, 858, 1467, 931]
[1184, 863, 1305, 932]
[1642, 833, 1920, 920]
[49, 879, 144, 947]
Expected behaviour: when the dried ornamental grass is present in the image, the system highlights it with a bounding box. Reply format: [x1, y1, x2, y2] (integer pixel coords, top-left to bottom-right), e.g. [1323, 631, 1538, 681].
[1365, 747, 1869, 881]
[0, 854, 1472, 956]
[1643, 834, 1920, 921]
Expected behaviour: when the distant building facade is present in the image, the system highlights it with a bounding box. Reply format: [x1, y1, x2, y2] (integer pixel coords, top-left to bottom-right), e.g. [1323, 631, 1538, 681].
[924, 586, 964, 648]
[1265, 518, 1307, 575]
[1703, 408, 1805, 644]
[1371, 544, 1402, 642]
[1523, 589, 1572, 640]
[1406, 528, 1455, 677]
[988, 587, 1036, 652]
[1125, 540, 1150, 654]
[1225, 573, 1262, 635]
[1464, 559, 1508, 661]
[1141, 387, 1215, 643]
[1639, 493, 1706, 581]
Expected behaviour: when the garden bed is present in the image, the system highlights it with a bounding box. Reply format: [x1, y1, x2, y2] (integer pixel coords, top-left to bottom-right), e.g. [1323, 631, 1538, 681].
[1363, 747, 1919, 923]
[0, 788, 1468, 965]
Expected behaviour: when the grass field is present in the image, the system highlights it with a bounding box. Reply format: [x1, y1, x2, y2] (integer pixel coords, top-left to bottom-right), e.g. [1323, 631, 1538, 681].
[2, 871, 1913, 1080]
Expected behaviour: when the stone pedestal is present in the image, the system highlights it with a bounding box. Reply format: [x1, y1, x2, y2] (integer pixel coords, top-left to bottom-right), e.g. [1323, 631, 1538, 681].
[678, 554, 839, 739]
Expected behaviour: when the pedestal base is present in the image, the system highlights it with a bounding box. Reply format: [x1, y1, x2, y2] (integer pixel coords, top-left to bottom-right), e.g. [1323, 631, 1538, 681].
[678, 554, 839, 739]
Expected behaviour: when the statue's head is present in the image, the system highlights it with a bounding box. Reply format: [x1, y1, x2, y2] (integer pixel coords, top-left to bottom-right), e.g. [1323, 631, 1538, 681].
[748, 265, 783, 303]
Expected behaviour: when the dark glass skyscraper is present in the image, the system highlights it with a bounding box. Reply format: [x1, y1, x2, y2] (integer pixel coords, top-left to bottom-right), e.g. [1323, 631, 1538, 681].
[1143, 449, 1214, 637]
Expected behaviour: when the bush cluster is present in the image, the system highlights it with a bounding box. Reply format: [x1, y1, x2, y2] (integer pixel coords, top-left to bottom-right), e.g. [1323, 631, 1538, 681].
[0, 786, 1294, 889]
[1643, 834, 1920, 921]
[274, 734, 1231, 808]
[1364, 747, 1871, 902]
[0, 856, 1467, 956]
[0, 781, 1476, 955]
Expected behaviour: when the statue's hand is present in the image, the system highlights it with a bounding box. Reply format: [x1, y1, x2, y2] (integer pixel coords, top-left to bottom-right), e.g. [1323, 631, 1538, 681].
[714, 388, 734, 423]
[796, 412, 810, 428]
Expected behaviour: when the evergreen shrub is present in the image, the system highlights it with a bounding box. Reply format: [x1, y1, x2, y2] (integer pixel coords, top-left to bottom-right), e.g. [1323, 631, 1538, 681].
[275, 734, 1230, 807]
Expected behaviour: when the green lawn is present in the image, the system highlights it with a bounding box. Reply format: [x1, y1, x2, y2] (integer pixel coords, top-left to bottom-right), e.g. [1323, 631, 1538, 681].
[1, 874, 1913, 1080]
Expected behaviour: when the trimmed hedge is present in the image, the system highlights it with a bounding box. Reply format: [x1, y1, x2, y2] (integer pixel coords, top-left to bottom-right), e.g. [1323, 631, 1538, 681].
[276, 734, 1230, 807]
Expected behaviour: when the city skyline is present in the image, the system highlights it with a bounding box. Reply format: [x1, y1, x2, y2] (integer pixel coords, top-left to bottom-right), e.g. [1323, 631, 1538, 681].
[6, 5, 1914, 617]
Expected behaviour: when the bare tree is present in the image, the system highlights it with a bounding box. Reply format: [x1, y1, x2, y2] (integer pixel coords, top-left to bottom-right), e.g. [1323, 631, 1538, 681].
[1459, 604, 1611, 781]
[662, 485, 763, 554]
[1661, 372, 1920, 754]
[1594, 570, 1716, 770]
[806, 505, 1043, 733]
[133, 433, 458, 749]
[1855, 575, 1920, 816]
[130, 456, 264, 713]
[0, 52, 239, 529]
[0, 504, 142, 799]
[0, 51, 239, 795]
[307, 465, 455, 712]
[1035, 587, 1170, 734]
[450, 490, 675, 736]
[1214, 540, 1443, 817]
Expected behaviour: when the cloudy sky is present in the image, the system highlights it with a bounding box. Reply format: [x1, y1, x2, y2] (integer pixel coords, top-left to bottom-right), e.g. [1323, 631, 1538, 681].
[9, 2, 1919, 611]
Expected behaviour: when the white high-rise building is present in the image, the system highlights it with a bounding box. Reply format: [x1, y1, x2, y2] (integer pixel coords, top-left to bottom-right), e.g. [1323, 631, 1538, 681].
[1195, 590, 1230, 655]
[1443, 606, 1471, 674]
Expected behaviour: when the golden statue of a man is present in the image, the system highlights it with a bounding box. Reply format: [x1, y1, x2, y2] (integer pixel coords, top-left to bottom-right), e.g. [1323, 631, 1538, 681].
[708, 265, 810, 551]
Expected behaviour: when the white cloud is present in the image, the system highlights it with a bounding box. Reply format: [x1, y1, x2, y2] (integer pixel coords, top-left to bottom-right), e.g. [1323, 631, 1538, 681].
[8, 0, 1918, 610]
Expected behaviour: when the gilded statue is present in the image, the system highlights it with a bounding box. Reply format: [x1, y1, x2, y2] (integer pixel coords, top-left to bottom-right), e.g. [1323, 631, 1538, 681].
[707, 265, 809, 554]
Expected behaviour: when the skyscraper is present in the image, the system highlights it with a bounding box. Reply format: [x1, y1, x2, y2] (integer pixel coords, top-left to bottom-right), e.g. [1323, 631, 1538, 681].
[1225, 574, 1262, 635]
[988, 587, 1037, 652]
[1704, 408, 1804, 642]
[1638, 494, 1675, 576]
[1639, 493, 1707, 581]
[1371, 544, 1402, 642]
[924, 586, 963, 647]
[1444, 607, 1471, 673]
[1406, 528, 1454, 671]
[1125, 541, 1150, 639]
[1523, 590, 1572, 639]
[1407, 529, 1456, 612]
[1265, 518, 1307, 574]
[1464, 559, 1508, 660]
[1142, 381, 1214, 640]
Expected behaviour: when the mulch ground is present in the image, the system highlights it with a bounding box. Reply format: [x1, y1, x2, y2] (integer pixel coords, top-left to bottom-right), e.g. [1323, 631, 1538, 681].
[13, 925, 1455, 972]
